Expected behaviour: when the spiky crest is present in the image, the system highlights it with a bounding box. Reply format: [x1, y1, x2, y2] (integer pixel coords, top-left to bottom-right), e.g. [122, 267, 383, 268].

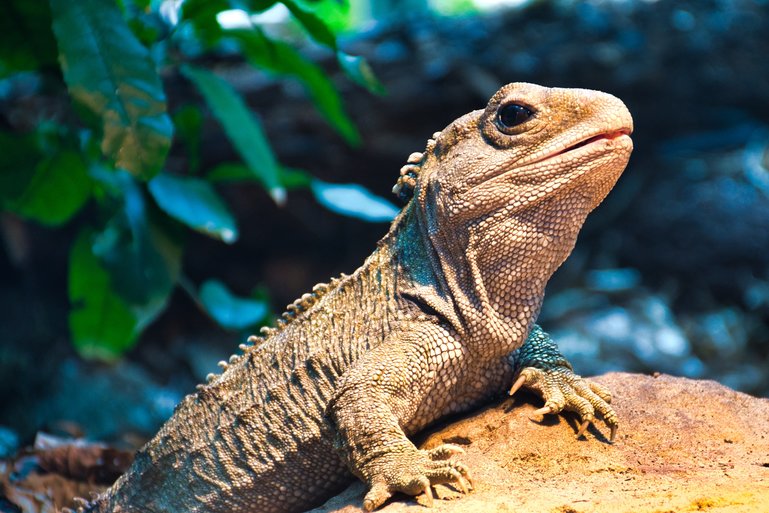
[196, 274, 351, 390]
[391, 133, 440, 202]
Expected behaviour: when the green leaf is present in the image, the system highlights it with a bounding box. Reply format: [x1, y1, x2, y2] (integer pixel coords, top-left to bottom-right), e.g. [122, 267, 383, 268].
[10, 151, 91, 225]
[130, 214, 183, 332]
[50, 0, 173, 179]
[199, 279, 269, 330]
[279, 167, 313, 189]
[0, 1, 58, 76]
[116, 0, 152, 13]
[127, 15, 162, 47]
[69, 229, 140, 361]
[120, 0, 163, 45]
[173, 105, 204, 173]
[0, 132, 42, 207]
[181, 65, 285, 203]
[91, 170, 181, 308]
[281, 0, 336, 49]
[240, 0, 279, 13]
[336, 51, 385, 95]
[310, 179, 399, 222]
[207, 163, 312, 190]
[288, 0, 351, 33]
[277, 0, 381, 95]
[228, 28, 360, 145]
[180, 0, 229, 47]
[0, 129, 93, 225]
[148, 172, 238, 243]
[206, 162, 253, 183]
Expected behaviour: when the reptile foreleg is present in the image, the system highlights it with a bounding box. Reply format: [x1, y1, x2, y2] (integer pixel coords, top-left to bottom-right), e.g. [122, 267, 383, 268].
[509, 324, 619, 441]
[327, 323, 473, 511]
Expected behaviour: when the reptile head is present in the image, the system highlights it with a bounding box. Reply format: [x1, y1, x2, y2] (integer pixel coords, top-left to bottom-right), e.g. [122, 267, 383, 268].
[401, 83, 633, 336]
[410, 82, 633, 224]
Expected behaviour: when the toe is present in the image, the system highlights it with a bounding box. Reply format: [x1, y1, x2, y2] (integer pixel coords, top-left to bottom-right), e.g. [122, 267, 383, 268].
[426, 443, 465, 460]
[418, 477, 434, 507]
[422, 459, 473, 496]
[512, 366, 620, 441]
[588, 380, 613, 403]
[363, 481, 392, 512]
[360, 445, 473, 509]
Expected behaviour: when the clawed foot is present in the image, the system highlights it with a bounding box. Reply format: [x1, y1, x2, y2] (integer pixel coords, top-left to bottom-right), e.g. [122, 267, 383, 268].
[509, 367, 619, 441]
[362, 444, 473, 511]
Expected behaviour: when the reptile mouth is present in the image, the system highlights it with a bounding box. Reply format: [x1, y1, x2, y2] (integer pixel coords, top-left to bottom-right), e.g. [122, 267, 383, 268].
[511, 129, 632, 172]
[551, 129, 632, 159]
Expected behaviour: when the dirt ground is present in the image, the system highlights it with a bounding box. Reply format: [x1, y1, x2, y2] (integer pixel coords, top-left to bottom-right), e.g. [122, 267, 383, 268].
[312, 373, 769, 513]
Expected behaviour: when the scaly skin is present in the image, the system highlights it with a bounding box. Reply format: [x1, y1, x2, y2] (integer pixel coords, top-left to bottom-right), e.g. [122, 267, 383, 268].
[74, 83, 633, 513]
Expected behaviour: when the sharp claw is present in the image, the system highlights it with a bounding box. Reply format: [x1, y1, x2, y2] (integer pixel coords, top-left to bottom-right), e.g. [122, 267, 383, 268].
[610, 423, 618, 442]
[575, 419, 591, 439]
[442, 466, 471, 495]
[464, 469, 475, 490]
[456, 475, 469, 494]
[509, 373, 527, 396]
[422, 480, 435, 508]
[530, 405, 552, 422]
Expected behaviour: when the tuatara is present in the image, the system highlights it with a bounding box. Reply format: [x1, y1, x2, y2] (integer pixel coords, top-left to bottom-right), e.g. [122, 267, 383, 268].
[73, 82, 633, 513]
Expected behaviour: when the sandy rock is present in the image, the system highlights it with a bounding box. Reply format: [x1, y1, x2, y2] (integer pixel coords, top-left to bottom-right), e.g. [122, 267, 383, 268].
[311, 373, 769, 513]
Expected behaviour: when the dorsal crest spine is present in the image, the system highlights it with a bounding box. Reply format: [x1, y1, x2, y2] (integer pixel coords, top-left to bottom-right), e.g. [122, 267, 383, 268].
[391, 134, 439, 203]
[196, 276, 347, 394]
[243, 274, 348, 344]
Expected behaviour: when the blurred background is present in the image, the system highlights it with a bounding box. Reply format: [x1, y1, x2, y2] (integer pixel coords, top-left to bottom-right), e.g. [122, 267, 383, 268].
[0, 0, 768, 492]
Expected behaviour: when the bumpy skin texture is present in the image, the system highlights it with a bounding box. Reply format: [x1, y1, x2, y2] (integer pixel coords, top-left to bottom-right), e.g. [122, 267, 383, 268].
[77, 83, 633, 513]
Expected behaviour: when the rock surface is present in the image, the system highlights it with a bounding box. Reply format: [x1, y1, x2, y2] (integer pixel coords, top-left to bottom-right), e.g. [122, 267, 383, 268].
[311, 373, 769, 513]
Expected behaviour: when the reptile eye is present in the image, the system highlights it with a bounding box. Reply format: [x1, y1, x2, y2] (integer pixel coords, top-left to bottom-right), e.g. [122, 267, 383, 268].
[496, 103, 533, 131]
